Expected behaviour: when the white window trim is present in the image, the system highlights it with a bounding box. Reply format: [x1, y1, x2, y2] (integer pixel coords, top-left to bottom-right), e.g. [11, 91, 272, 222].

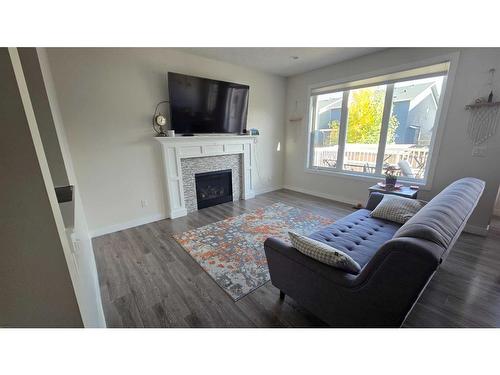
[304, 52, 460, 191]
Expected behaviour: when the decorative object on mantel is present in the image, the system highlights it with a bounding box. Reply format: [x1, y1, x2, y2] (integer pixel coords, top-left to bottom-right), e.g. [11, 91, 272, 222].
[288, 99, 303, 123]
[152, 100, 170, 137]
[465, 68, 500, 146]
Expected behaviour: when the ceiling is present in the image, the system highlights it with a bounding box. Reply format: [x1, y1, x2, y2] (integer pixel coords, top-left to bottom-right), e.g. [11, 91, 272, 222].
[182, 48, 384, 77]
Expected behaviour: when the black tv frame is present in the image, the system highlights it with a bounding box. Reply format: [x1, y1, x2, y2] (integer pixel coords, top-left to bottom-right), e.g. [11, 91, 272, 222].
[168, 72, 249, 135]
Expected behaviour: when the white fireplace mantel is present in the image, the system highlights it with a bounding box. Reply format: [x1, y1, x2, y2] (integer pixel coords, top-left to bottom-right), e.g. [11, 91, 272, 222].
[156, 135, 257, 219]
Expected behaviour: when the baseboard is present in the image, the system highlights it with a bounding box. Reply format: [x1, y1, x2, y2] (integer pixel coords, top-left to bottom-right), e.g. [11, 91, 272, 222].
[88, 187, 282, 238]
[254, 185, 284, 195]
[464, 223, 489, 236]
[89, 213, 167, 238]
[169, 208, 188, 219]
[283, 184, 357, 206]
[88, 185, 356, 238]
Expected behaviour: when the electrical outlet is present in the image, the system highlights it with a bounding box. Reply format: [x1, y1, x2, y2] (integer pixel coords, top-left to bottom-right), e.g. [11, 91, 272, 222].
[140, 199, 148, 208]
[472, 145, 487, 157]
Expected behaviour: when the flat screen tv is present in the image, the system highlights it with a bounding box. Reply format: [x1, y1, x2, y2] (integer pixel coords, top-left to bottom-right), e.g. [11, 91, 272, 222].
[168, 72, 249, 135]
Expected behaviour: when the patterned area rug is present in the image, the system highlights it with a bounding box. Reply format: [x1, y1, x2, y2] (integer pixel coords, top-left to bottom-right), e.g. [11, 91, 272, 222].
[173, 202, 334, 301]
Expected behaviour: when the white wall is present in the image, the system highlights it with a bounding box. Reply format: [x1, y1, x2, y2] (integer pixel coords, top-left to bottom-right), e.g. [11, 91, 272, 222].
[285, 48, 500, 231]
[45, 48, 286, 235]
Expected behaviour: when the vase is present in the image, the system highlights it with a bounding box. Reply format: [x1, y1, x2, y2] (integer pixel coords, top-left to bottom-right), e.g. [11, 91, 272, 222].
[385, 175, 397, 188]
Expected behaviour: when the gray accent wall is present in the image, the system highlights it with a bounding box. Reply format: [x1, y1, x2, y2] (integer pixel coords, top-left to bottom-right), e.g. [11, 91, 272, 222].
[0, 48, 83, 327]
[18, 48, 69, 188]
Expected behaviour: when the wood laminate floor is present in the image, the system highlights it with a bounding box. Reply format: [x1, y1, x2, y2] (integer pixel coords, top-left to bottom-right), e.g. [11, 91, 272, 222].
[93, 189, 500, 328]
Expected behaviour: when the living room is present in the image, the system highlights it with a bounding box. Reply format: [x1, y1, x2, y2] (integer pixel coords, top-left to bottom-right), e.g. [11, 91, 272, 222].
[2, 1, 500, 374]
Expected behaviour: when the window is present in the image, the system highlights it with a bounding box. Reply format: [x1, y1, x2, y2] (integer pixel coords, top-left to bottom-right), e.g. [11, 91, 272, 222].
[308, 62, 449, 184]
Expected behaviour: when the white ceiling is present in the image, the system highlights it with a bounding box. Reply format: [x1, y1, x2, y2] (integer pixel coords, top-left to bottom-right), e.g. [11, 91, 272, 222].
[181, 48, 384, 77]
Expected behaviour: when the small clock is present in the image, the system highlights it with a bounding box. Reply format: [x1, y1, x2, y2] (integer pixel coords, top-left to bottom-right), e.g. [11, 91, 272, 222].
[155, 114, 167, 127]
[152, 100, 170, 137]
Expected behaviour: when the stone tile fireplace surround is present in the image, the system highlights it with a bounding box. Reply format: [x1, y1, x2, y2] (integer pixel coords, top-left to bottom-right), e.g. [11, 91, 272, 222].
[156, 135, 256, 218]
[181, 154, 242, 212]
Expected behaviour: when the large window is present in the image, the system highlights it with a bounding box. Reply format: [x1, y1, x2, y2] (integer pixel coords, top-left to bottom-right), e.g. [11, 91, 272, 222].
[308, 63, 449, 183]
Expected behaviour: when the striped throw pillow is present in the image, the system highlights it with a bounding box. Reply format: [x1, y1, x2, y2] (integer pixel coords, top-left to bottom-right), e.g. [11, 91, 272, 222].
[289, 232, 361, 274]
[370, 194, 426, 224]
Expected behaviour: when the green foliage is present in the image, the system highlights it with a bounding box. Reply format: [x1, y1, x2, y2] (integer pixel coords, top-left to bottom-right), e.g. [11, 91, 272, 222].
[328, 120, 340, 145]
[328, 88, 398, 145]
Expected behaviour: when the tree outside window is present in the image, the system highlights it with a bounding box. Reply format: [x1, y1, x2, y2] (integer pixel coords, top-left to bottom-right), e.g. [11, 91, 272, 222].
[328, 88, 398, 146]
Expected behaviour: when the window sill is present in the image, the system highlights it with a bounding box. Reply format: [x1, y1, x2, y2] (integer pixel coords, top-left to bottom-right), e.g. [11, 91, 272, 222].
[304, 167, 432, 191]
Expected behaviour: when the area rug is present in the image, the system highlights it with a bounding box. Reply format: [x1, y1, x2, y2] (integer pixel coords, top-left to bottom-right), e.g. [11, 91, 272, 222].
[173, 202, 334, 301]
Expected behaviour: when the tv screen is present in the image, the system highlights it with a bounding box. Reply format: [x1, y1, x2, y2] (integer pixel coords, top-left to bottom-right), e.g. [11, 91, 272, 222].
[168, 72, 249, 134]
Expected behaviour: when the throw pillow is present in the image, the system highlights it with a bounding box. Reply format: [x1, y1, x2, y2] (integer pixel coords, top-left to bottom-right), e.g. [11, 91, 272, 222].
[288, 231, 361, 274]
[370, 194, 426, 224]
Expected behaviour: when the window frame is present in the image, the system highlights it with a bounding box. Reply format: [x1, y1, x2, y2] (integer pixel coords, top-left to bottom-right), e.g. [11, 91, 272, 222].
[304, 52, 460, 190]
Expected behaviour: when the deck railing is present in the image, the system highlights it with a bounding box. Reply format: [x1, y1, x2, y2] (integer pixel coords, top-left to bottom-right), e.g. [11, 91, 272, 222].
[312, 144, 429, 178]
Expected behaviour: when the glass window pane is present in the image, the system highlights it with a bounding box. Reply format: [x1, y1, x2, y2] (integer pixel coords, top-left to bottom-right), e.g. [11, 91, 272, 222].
[342, 85, 387, 174]
[311, 91, 343, 168]
[383, 76, 445, 179]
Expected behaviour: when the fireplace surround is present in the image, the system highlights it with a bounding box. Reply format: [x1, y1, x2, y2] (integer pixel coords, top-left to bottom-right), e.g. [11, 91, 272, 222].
[181, 154, 241, 212]
[156, 135, 256, 218]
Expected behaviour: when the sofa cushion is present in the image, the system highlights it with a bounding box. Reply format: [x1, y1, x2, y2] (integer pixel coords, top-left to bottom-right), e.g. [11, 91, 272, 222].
[289, 232, 361, 274]
[394, 177, 485, 248]
[308, 209, 401, 269]
[370, 194, 426, 224]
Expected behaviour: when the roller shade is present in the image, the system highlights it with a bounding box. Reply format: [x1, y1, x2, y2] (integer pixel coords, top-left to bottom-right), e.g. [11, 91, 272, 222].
[311, 62, 450, 96]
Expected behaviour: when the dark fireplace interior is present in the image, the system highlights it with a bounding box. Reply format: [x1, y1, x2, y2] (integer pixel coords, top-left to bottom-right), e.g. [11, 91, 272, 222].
[195, 169, 233, 209]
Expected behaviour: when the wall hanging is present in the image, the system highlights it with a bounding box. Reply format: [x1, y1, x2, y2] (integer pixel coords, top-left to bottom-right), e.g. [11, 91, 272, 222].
[465, 68, 500, 146]
[288, 99, 303, 123]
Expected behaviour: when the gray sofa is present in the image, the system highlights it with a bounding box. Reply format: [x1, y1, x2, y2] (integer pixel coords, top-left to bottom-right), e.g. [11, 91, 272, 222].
[264, 177, 485, 327]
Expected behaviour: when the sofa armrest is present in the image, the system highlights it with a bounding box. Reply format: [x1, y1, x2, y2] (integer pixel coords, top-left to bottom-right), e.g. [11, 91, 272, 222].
[365, 192, 384, 211]
[264, 237, 358, 288]
[345, 237, 442, 306]
[355, 237, 442, 284]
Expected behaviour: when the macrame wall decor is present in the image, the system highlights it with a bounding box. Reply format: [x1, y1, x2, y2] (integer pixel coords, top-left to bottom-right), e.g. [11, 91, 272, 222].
[288, 100, 304, 124]
[465, 68, 500, 146]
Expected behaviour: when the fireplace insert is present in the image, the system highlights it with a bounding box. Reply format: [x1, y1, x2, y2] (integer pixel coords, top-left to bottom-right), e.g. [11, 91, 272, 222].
[195, 169, 233, 209]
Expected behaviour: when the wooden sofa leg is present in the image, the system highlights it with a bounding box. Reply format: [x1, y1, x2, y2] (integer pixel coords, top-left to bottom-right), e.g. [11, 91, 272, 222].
[279, 291, 286, 300]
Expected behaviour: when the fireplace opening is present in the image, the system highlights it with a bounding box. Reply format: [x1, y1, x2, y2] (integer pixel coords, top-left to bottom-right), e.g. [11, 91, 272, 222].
[195, 169, 233, 209]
